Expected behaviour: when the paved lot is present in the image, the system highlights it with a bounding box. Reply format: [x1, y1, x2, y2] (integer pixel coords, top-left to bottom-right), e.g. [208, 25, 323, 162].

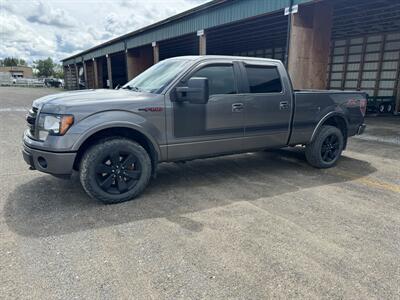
[1, 87, 399, 299]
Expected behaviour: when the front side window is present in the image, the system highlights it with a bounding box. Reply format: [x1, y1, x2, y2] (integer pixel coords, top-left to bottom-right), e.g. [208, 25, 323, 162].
[191, 65, 236, 95]
[245, 65, 282, 93]
[123, 58, 190, 94]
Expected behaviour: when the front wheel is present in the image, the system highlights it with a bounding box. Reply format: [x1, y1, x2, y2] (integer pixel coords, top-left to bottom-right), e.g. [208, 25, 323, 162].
[305, 125, 344, 169]
[80, 138, 152, 204]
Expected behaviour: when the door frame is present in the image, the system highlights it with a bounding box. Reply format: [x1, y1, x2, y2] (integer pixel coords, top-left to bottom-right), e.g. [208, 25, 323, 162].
[164, 58, 246, 161]
[236, 60, 294, 150]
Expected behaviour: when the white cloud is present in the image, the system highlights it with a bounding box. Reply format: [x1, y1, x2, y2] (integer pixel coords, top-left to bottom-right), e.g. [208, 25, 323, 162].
[0, 0, 209, 64]
[27, 1, 76, 28]
[0, 14, 56, 61]
[104, 0, 207, 36]
[56, 26, 112, 56]
[0, 1, 15, 12]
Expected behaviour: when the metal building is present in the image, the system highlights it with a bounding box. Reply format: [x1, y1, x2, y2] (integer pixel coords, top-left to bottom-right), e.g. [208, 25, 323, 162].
[61, 0, 400, 114]
[0, 66, 33, 79]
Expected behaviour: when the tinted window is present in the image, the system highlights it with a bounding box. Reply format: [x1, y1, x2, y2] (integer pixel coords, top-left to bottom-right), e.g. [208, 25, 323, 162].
[245, 66, 282, 93]
[191, 65, 236, 95]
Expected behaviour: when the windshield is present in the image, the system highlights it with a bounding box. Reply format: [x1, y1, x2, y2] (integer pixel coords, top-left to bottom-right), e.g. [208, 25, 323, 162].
[122, 59, 190, 94]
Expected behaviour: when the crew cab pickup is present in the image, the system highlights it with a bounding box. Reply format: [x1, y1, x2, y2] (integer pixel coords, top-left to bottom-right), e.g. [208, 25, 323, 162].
[22, 56, 367, 204]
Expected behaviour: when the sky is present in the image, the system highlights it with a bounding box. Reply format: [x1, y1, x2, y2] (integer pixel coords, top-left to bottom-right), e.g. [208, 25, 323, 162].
[0, 0, 209, 64]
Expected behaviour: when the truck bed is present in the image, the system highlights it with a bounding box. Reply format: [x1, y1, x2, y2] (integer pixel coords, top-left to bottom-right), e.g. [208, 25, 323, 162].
[289, 90, 367, 145]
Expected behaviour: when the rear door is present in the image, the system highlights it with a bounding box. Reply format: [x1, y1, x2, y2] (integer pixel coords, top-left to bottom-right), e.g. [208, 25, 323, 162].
[166, 60, 245, 160]
[240, 61, 293, 149]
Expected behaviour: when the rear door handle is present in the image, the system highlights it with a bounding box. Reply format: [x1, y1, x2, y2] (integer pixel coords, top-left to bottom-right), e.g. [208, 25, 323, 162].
[279, 101, 290, 110]
[232, 103, 244, 112]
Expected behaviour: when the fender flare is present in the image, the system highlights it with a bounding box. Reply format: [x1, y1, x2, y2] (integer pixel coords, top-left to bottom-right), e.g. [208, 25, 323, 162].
[71, 121, 161, 160]
[310, 111, 349, 143]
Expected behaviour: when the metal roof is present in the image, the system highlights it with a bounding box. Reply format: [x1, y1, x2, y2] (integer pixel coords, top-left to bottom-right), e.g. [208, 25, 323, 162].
[62, 0, 314, 65]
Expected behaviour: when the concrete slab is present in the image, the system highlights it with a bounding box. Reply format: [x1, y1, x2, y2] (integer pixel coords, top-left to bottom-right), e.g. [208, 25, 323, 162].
[353, 116, 400, 146]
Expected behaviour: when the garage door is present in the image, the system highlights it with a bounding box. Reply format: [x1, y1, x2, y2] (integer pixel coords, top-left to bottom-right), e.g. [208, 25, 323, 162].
[327, 32, 400, 99]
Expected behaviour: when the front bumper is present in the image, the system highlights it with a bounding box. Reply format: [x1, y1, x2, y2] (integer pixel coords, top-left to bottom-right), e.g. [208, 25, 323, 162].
[357, 123, 366, 135]
[22, 143, 76, 175]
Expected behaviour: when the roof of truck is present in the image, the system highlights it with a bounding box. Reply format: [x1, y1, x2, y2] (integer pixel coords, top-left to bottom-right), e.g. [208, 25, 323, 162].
[170, 55, 282, 63]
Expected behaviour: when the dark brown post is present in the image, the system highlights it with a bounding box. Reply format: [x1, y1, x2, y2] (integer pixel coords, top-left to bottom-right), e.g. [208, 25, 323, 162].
[287, 2, 333, 89]
[152, 41, 159, 64]
[83, 60, 88, 89]
[93, 58, 99, 89]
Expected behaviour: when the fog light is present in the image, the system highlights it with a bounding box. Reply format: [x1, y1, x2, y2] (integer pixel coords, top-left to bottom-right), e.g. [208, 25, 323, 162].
[37, 156, 47, 168]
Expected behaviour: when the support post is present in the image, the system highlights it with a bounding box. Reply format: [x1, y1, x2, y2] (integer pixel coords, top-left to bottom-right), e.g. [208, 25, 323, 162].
[287, 2, 333, 89]
[98, 58, 104, 88]
[63, 66, 69, 89]
[106, 54, 113, 89]
[284, 0, 294, 68]
[395, 60, 400, 114]
[395, 81, 400, 114]
[74, 63, 79, 89]
[68, 65, 74, 90]
[197, 30, 206, 55]
[93, 58, 99, 89]
[68, 66, 73, 90]
[126, 50, 136, 81]
[83, 60, 88, 89]
[152, 41, 159, 64]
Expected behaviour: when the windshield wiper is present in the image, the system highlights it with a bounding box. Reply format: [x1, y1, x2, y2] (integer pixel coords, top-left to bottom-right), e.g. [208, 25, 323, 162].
[122, 85, 141, 92]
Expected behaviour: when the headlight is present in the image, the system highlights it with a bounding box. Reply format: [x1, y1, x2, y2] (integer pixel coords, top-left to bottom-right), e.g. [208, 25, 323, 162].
[38, 113, 74, 140]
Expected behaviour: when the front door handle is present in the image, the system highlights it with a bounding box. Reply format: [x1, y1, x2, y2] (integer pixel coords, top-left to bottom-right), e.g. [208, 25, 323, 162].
[279, 101, 290, 110]
[232, 103, 244, 112]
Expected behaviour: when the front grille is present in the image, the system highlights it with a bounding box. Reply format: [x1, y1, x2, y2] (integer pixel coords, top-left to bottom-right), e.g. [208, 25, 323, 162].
[26, 106, 38, 138]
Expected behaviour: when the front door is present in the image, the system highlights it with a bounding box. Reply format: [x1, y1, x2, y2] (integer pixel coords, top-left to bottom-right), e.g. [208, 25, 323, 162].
[166, 61, 245, 160]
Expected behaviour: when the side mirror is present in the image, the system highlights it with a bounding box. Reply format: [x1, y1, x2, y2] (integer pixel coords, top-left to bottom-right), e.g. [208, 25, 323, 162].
[175, 77, 209, 104]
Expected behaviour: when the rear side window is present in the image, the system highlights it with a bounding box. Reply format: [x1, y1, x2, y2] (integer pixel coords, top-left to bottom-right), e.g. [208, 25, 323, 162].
[245, 65, 282, 93]
[191, 65, 236, 95]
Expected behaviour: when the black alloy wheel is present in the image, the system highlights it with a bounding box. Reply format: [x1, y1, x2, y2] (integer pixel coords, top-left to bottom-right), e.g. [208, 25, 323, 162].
[320, 134, 340, 163]
[95, 151, 142, 194]
[80, 138, 152, 204]
[305, 125, 344, 169]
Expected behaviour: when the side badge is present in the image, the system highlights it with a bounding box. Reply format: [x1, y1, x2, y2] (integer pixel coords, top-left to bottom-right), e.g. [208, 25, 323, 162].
[138, 107, 163, 112]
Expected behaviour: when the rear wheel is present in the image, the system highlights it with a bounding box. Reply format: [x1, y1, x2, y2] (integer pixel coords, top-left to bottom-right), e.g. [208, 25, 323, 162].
[305, 125, 344, 169]
[379, 104, 385, 114]
[80, 138, 152, 204]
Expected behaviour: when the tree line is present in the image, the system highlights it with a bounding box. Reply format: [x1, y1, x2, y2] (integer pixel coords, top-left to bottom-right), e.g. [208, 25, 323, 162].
[0, 57, 63, 78]
[0, 57, 27, 67]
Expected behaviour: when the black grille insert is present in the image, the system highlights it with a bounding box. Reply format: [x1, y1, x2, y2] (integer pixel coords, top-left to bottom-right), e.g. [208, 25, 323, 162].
[26, 106, 38, 137]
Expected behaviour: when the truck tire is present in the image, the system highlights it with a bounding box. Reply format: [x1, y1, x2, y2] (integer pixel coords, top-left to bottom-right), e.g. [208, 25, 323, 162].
[79, 138, 152, 204]
[305, 125, 344, 169]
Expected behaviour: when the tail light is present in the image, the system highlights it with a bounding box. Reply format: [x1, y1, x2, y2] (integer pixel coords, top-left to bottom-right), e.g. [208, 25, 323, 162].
[360, 98, 367, 117]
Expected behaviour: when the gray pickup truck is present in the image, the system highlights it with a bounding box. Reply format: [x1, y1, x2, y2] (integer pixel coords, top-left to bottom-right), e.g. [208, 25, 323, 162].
[23, 56, 366, 204]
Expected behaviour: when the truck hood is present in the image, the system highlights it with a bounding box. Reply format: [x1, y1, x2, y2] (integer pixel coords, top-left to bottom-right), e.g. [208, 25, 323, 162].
[33, 89, 158, 109]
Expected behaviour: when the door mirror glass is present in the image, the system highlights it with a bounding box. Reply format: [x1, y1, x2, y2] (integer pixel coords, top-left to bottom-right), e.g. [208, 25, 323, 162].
[175, 77, 209, 104]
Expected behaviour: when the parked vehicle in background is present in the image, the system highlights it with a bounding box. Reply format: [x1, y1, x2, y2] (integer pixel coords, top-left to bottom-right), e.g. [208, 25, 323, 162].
[0, 72, 13, 86]
[22, 56, 367, 204]
[367, 96, 396, 115]
[44, 78, 63, 88]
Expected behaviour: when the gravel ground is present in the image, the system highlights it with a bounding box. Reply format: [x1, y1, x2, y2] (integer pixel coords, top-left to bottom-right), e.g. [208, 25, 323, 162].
[1, 87, 399, 299]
